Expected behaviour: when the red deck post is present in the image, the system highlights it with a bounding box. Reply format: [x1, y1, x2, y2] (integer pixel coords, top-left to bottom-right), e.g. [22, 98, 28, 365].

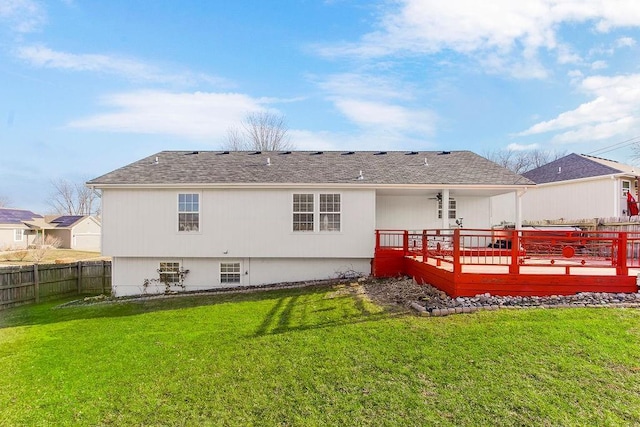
[375, 230, 380, 251]
[403, 230, 409, 255]
[509, 229, 520, 274]
[452, 228, 460, 275]
[422, 230, 427, 261]
[617, 232, 628, 276]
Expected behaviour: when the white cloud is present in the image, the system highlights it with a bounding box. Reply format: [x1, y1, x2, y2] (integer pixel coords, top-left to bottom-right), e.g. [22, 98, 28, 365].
[316, 72, 413, 101]
[316, 72, 437, 139]
[16, 44, 228, 86]
[518, 73, 640, 143]
[0, 0, 45, 33]
[591, 60, 608, 70]
[506, 143, 540, 151]
[317, 0, 640, 78]
[333, 98, 435, 136]
[615, 36, 636, 48]
[67, 91, 268, 140]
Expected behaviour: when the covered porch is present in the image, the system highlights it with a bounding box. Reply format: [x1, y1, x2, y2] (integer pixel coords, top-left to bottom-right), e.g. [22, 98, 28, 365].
[372, 228, 639, 297]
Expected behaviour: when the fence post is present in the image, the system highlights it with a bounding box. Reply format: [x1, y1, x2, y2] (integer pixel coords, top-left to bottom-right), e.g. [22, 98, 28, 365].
[101, 260, 106, 294]
[34, 264, 39, 304]
[77, 261, 83, 295]
[375, 230, 380, 252]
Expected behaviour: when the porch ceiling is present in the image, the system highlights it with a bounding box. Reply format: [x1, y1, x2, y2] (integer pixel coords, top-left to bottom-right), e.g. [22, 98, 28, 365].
[375, 188, 518, 197]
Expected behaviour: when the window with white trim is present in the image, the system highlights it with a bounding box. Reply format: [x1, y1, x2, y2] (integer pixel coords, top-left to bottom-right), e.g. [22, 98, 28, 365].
[14, 229, 24, 241]
[293, 193, 314, 232]
[437, 198, 457, 219]
[178, 193, 199, 232]
[159, 262, 180, 284]
[622, 180, 631, 196]
[293, 193, 341, 232]
[220, 262, 241, 283]
[319, 194, 341, 231]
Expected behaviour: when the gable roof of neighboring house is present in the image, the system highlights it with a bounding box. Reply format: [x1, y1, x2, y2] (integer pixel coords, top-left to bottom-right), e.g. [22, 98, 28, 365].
[88, 150, 534, 187]
[522, 153, 638, 184]
[0, 208, 43, 225]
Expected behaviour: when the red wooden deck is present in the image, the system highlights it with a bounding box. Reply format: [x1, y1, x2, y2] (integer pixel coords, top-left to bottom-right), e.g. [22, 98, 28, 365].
[372, 229, 640, 297]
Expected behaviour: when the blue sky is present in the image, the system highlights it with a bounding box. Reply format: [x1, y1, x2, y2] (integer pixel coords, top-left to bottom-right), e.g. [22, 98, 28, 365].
[2, 0, 640, 212]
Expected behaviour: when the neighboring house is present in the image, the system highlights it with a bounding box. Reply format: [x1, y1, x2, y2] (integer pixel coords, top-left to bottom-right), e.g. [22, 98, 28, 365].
[42, 215, 102, 251]
[0, 208, 101, 251]
[0, 208, 42, 250]
[492, 153, 639, 223]
[87, 150, 534, 296]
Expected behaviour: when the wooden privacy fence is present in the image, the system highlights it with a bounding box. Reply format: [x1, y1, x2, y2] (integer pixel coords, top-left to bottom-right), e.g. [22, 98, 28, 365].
[0, 260, 111, 310]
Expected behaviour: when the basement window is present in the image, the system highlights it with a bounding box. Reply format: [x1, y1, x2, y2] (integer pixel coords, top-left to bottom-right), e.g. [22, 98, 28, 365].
[220, 262, 241, 284]
[159, 262, 181, 284]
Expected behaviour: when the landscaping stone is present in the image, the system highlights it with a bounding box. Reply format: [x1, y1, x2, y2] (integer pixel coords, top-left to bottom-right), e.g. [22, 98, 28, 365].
[359, 276, 640, 316]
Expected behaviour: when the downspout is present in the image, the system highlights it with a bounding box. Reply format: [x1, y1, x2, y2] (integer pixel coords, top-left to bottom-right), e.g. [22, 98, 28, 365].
[515, 188, 526, 230]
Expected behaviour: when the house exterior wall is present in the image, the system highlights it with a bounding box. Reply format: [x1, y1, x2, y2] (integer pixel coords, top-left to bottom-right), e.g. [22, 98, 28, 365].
[522, 178, 617, 221]
[102, 188, 376, 259]
[47, 229, 71, 248]
[0, 226, 29, 250]
[491, 178, 623, 223]
[112, 256, 372, 296]
[375, 194, 492, 230]
[70, 217, 102, 251]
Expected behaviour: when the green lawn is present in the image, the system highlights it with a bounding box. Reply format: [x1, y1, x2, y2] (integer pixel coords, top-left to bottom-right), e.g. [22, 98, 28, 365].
[1, 283, 639, 426]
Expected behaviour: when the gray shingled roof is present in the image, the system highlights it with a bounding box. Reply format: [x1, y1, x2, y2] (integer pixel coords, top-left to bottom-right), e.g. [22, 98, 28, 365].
[523, 153, 625, 184]
[88, 150, 534, 187]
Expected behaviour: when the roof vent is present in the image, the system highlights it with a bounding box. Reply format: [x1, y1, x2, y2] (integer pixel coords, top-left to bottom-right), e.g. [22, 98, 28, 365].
[438, 151, 451, 155]
[217, 151, 230, 155]
[311, 151, 324, 155]
[152, 156, 159, 165]
[186, 151, 199, 155]
[405, 151, 419, 155]
[374, 151, 387, 155]
[250, 151, 262, 155]
[266, 157, 271, 166]
[279, 151, 292, 155]
[424, 157, 429, 166]
[341, 151, 355, 155]
[357, 170, 364, 180]
[558, 166, 562, 174]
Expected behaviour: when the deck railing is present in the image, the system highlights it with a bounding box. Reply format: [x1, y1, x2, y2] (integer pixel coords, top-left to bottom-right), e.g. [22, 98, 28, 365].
[375, 228, 640, 276]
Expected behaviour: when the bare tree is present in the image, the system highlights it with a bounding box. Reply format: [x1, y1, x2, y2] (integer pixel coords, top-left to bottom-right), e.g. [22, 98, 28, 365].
[0, 195, 10, 208]
[48, 178, 100, 216]
[485, 148, 567, 174]
[224, 111, 293, 151]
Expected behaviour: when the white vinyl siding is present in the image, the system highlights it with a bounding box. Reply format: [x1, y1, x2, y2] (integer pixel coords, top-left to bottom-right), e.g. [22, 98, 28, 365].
[101, 188, 375, 258]
[178, 193, 200, 232]
[14, 229, 24, 241]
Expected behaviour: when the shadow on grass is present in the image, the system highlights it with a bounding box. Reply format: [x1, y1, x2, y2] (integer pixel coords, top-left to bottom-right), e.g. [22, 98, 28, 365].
[253, 286, 400, 337]
[0, 283, 403, 330]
